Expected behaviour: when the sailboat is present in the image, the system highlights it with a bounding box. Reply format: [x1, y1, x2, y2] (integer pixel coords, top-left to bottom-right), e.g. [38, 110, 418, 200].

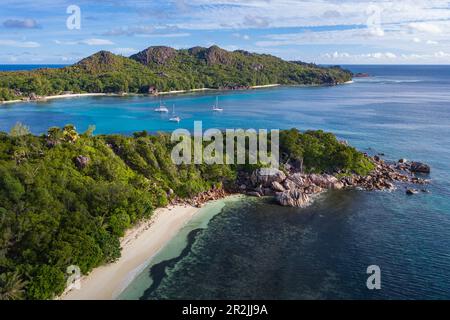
[212, 96, 223, 112]
[169, 104, 181, 123]
[154, 99, 169, 113]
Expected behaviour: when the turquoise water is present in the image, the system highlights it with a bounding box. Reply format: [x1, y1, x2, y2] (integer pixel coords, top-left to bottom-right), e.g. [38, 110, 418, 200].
[1, 65, 450, 299]
[118, 196, 242, 300]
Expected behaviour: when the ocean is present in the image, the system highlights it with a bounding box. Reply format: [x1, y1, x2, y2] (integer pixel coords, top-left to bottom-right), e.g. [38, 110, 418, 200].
[1, 65, 450, 299]
[0, 64, 68, 72]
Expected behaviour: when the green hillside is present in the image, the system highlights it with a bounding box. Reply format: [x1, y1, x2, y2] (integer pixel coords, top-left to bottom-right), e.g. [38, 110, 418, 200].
[0, 46, 352, 101]
[0, 126, 372, 299]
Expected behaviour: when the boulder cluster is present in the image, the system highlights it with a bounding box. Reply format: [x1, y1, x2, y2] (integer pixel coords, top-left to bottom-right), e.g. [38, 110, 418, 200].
[237, 156, 431, 207]
[74, 155, 90, 169]
[170, 186, 229, 208]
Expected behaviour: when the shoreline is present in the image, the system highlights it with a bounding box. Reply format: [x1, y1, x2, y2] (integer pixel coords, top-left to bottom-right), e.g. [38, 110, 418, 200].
[60, 203, 202, 300]
[0, 93, 114, 105]
[0, 82, 341, 105]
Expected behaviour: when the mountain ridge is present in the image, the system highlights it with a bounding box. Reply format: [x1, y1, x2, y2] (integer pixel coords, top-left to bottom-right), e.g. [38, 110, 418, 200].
[0, 45, 352, 101]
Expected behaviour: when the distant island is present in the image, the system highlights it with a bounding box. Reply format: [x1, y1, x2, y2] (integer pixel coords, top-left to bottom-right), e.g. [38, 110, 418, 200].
[0, 45, 352, 102]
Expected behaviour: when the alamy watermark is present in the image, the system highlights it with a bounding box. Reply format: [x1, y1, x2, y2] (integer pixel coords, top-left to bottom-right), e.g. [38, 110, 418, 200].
[366, 4, 384, 37]
[66, 265, 81, 290]
[66, 5, 81, 30]
[170, 121, 279, 172]
[366, 265, 381, 290]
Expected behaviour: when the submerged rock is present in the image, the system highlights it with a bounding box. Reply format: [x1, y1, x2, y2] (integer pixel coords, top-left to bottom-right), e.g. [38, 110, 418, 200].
[247, 191, 262, 198]
[410, 162, 431, 174]
[406, 188, 419, 195]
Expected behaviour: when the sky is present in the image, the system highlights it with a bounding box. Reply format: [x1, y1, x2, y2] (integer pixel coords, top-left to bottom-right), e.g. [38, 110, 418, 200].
[1, 0, 450, 64]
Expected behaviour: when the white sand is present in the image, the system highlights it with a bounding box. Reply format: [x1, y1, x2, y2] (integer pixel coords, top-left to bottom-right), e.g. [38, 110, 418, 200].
[0, 99, 23, 105]
[60, 204, 200, 300]
[0, 93, 111, 105]
[1, 85, 283, 105]
[250, 84, 280, 89]
[43, 93, 109, 100]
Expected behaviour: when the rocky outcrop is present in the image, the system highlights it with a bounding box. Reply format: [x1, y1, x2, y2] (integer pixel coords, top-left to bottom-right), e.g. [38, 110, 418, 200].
[75, 155, 90, 169]
[148, 86, 158, 95]
[406, 188, 419, 195]
[251, 168, 286, 187]
[251, 63, 264, 71]
[131, 46, 177, 65]
[277, 189, 310, 207]
[171, 186, 228, 208]
[410, 162, 431, 173]
[237, 155, 431, 207]
[204, 46, 233, 65]
[219, 84, 251, 90]
[271, 181, 285, 192]
[187, 45, 234, 65]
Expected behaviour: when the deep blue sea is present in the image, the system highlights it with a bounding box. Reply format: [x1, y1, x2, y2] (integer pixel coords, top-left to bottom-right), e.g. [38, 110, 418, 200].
[1, 65, 450, 299]
[0, 64, 67, 71]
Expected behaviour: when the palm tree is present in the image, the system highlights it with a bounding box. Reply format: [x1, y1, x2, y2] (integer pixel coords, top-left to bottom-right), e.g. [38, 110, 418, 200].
[63, 124, 79, 143]
[0, 272, 27, 300]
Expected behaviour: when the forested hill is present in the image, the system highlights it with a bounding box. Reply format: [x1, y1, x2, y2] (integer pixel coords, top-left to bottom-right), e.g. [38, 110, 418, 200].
[0, 45, 352, 101]
[0, 126, 372, 299]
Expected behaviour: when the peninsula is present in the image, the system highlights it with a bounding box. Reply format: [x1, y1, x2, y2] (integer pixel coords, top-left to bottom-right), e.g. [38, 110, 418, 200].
[0, 126, 429, 299]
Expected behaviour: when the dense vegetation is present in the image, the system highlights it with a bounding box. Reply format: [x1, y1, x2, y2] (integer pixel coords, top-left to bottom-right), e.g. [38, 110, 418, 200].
[0, 125, 372, 299]
[0, 46, 352, 101]
[280, 128, 374, 175]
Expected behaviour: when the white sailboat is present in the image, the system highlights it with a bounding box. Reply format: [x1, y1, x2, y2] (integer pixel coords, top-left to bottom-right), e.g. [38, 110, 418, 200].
[169, 104, 181, 123]
[212, 96, 223, 112]
[154, 99, 169, 113]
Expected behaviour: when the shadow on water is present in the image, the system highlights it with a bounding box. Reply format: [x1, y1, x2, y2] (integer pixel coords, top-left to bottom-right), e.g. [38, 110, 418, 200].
[139, 228, 203, 300]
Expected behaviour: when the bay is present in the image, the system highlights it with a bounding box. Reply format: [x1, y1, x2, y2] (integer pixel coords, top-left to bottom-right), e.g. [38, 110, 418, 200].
[2, 65, 450, 299]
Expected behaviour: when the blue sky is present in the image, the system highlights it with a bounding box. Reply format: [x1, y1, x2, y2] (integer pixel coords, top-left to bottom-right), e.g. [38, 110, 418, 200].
[1, 0, 450, 64]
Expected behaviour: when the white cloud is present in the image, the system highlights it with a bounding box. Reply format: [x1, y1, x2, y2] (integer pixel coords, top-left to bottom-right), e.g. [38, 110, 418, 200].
[3, 18, 39, 29]
[233, 33, 250, 40]
[0, 39, 40, 47]
[434, 51, 450, 58]
[81, 38, 115, 46]
[54, 40, 77, 45]
[55, 38, 114, 46]
[323, 51, 397, 61]
[408, 22, 442, 34]
[320, 50, 450, 64]
[148, 0, 450, 31]
[135, 33, 191, 38]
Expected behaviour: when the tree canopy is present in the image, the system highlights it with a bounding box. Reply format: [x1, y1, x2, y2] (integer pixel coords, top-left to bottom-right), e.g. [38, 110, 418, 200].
[0, 126, 372, 299]
[0, 46, 352, 101]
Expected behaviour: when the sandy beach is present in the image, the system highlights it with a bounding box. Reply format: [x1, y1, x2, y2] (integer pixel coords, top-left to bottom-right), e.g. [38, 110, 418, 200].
[43, 93, 109, 100]
[61, 204, 201, 300]
[0, 93, 112, 105]
[250, 84, 280, 89]
[1, 85, 285, 105]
